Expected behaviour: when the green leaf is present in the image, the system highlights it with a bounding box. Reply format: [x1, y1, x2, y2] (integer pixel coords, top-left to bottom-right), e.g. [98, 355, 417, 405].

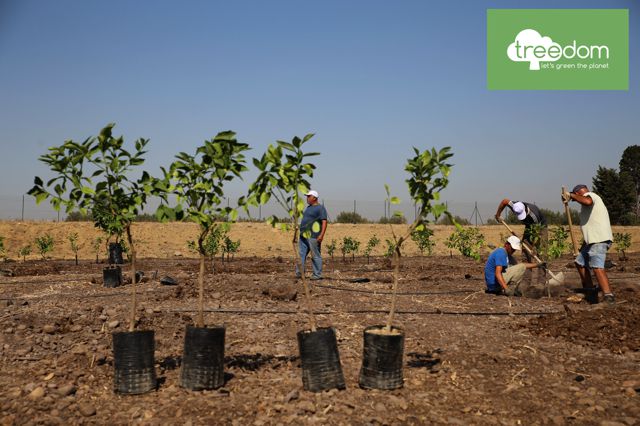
[390, 196, 400, 205]
[312, 222, 320, 233]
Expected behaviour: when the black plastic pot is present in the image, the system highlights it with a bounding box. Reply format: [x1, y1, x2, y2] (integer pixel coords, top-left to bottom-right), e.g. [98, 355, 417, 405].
[103, 266, 122, 288]
[112, 330, 156, 395]
[109, 242, 124, 265]
[359, 325, 405, 390]
[180, 326, 225, 390]
[297, 327, 345, 392]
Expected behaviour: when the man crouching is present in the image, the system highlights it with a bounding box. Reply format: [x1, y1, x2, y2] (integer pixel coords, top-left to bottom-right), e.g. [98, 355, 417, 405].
[484, 236, 540, 296]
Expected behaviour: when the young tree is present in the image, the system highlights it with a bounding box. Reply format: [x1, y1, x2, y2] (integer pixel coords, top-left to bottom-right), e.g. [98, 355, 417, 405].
[28, 123, 156, 331]
[613, 232, 631, 261]
[411, 227, 435, 256]
[363, 235, 381, 263]
[92, 236, 103, 264]
[19, 245, 32, 262]
[384, 147, 454, 331]
[156, 131, 248, 328]
[68, 232, 80, 265]
[445, 227, 485, 261]
[34, 234, 55, 260]
[243, 134, 319, 331]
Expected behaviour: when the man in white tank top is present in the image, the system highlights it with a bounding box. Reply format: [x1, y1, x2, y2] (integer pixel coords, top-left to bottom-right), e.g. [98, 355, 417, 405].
[562, 184, 614, 304]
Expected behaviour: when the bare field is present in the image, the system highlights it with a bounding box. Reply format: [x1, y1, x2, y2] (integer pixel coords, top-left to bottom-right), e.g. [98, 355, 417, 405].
[1, 221, 640, 261]
[1, 253, 639, 425]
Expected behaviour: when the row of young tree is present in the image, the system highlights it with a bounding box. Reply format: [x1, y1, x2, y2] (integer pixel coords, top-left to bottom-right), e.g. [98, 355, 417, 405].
[28, 123, 455, 394]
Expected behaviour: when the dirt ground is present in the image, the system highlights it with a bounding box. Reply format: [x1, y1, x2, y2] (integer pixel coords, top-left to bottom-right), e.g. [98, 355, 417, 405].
[1, 221, 640, 261]
[1, 248, 639, 425]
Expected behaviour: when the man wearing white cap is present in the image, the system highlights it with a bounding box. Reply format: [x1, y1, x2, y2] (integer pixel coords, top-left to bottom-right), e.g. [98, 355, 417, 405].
[296, 190, 328, 280]
[495, 198, 547, 261]
[484, 235, 540, 296]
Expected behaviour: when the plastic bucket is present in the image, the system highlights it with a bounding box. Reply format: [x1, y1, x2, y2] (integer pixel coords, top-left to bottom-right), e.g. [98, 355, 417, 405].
[109, 242, 124, 265]
[112, 330, 156, 394]
[103, 266, 122, 288]
[358, 325, 404, 390]
[180, 326, 226, 390]
[297, 327, 345, 392]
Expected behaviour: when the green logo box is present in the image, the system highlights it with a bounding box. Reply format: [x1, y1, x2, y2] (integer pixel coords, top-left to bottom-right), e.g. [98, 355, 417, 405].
[487, 9, 628, 90]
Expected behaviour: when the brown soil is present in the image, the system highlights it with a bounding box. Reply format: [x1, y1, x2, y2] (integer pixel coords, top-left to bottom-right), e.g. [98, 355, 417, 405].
[1, 251, 640, 424]
[1, 221, 640, 261]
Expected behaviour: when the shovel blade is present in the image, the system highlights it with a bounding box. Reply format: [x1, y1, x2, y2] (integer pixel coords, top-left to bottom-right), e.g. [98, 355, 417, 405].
[547, 271, 565, 286]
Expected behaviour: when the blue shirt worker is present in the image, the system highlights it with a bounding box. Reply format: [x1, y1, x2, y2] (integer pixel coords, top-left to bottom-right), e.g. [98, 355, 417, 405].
[484, 236, 539, 296]
[296, 190, 328, 280]
[562, 184, 614, 304]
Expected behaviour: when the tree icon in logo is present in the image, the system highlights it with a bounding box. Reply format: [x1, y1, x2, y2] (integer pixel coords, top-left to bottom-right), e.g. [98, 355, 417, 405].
[507, 29, 561, 70]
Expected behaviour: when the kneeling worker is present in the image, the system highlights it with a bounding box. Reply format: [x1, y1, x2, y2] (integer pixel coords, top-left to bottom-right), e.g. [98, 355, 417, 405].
[485, 236, 541, 296]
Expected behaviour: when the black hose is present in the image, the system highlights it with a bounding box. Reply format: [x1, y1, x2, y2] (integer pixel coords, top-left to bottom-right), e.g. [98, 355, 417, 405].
[169, 308, 558, 316]
[313, 283, 475, 296]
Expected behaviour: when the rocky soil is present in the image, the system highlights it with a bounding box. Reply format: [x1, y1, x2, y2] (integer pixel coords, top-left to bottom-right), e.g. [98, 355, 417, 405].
[1, 253, 639, 425]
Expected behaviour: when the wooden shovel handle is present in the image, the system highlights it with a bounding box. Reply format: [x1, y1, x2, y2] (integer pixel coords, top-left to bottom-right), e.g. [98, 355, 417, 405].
[562, 186, 579, 256]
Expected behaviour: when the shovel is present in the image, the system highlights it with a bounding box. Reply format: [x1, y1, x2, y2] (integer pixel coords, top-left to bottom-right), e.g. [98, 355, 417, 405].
[498, 219, 565, 292]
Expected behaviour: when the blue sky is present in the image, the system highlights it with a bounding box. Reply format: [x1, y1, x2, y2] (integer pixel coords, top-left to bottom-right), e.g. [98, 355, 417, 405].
[0, 0, 637, 220]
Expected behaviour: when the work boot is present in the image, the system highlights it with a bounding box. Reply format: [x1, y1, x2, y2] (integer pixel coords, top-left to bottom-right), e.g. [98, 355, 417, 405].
[603, 293, 615, 305]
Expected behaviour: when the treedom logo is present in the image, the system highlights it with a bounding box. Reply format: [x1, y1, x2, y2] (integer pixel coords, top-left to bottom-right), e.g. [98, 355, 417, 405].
[487, 9, 628, 90]
[507, 29, 609, 71]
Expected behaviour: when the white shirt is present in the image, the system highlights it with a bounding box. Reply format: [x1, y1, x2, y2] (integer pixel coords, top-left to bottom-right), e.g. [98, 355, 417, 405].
[579, 192, 613, 244]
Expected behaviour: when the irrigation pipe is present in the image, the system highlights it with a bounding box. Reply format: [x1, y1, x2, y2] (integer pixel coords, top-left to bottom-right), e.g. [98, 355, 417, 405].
[313, 283, 475, 296]
[0, 277, 95, 285]
[170, 308, 559, 316]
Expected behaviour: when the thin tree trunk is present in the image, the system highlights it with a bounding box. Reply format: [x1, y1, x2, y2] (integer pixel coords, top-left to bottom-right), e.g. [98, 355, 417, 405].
[293, 227, 316, 332]
[197, 253, 205, 328]
[75, 254, 78, 266]
[385, 247, 400, 331]
[127, 225, 137, 332]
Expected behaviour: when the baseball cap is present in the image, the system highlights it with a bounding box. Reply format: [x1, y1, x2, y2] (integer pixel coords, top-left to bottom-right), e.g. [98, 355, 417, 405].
[512, 202, 527, 221]
[571, 184, 588, 193]
[507, 236, 522, 251]
[305, 190, 319, 198]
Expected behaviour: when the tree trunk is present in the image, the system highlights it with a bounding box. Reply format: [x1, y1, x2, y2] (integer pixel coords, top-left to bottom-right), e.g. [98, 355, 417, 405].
[75, 253, 78, 266]
[127, 225, 137, 332]
[293, 227, 316, 332]
[385, 247, 400, 331]
[197, 253, 205, 328]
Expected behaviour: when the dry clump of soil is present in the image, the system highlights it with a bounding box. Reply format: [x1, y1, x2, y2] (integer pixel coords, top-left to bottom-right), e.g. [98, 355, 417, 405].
[526, 283, 640, 353]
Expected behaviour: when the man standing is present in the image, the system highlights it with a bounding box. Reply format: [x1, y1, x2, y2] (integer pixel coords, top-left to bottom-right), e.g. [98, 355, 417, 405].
[495, 198, 548, 259]
[484, 236, 540, 296]
[296, 190, 328, 280]
[562, 184, 614, 304]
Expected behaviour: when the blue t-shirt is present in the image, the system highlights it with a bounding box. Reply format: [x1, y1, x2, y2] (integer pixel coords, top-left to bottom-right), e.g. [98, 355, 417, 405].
[300, 204, 328, 239]
[484, 248, 509, 291]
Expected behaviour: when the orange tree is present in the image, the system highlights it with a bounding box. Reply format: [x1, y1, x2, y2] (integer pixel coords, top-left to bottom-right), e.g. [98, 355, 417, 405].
[28, 123, 157, 331]
[242, 134, 319, 331]
[156, 131, 248, 327]
[384, 147, 455, 330]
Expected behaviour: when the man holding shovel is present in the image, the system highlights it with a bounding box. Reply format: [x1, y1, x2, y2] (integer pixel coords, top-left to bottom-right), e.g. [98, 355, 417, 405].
[484, 236, 541, 296]
[562, 184, 615, 304]
[495, 198, 548, 261]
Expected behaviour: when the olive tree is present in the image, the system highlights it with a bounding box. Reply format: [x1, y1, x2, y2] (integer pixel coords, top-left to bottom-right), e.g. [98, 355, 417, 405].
[28, 123, 156, 331]
[156, 131, 248, 328]
[384, 147, 454, 331]
[243, 134, 319, 331]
